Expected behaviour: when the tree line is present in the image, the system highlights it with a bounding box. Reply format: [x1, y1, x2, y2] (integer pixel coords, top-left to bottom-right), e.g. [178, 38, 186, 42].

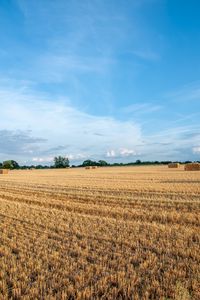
[0, 157, 197, 170]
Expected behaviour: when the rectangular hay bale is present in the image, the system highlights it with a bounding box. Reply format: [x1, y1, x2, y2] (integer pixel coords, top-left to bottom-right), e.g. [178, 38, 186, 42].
[168, 163, 179, 168]
[0, 169, 9, 174]
[184, 163, 200, 171]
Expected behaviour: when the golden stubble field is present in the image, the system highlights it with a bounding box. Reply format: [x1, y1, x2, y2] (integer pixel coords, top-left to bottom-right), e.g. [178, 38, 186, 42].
[0, 166, 199, 299]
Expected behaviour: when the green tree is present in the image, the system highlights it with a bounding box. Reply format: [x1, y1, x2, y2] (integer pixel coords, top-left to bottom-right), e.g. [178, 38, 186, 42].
[135, 159, 141, 165]
[82, 160, 96, 167]
[3, 160, 19, 169]
[54, 156, 69, 168]
[98, 160, 108, 166]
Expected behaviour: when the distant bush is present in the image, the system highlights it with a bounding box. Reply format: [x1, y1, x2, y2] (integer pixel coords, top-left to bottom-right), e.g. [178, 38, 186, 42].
[3, 160, 19, 169]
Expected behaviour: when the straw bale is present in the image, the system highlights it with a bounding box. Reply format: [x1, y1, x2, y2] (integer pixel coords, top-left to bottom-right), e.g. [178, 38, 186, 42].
[168, 163, 180, 168]
[0, 169, 9, 174]
[184, 163, 200, 171]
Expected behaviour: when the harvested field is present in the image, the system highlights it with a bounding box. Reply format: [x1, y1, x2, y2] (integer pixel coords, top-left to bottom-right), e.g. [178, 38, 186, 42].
[0, 166, 199, 299]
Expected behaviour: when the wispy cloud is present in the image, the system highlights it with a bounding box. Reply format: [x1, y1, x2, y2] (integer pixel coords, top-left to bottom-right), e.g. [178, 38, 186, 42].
[165, 81, 200, 102]
[131, 49, 160, 61]
[32, 54, 115, 83]
[122, 103, 162, 114]
[13, 0, 162, 87]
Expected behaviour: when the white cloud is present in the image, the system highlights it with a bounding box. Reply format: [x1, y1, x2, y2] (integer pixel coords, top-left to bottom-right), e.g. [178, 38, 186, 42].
[193, 147, 200, 154]
[119, 148, 137, 157]
[32, 157, 54, 163]
[106, 148, 138, 158]
[67, 153, 88, 161]
[106, 150, 116, 158]
[0, 84, 142, 163]
[1, 80, 200, 164]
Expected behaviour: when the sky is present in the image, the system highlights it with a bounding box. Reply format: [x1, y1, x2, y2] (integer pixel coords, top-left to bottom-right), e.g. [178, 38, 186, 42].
[0, 0, 200, 165]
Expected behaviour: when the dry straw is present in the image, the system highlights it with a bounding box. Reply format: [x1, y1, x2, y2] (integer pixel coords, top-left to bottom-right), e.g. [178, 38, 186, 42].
[0, 169, 9, 174]
[168, 163, 180, 168]
[184, 163, 200, 171]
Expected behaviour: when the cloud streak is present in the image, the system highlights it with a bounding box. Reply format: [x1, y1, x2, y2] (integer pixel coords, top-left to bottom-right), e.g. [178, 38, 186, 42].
[121, 103, 162, 114]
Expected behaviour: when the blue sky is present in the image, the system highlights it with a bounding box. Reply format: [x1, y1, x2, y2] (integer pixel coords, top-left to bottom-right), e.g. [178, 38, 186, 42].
[0, 0, 200, 164]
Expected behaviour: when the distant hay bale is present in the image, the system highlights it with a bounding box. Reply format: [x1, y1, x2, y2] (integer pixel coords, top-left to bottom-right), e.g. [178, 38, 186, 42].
[184, 163, 200, 171]
[0, 169, 9, 174]
[92, 166, 98, 169]
[85, 166, 92, 169]
[168, 163, 180, 168]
